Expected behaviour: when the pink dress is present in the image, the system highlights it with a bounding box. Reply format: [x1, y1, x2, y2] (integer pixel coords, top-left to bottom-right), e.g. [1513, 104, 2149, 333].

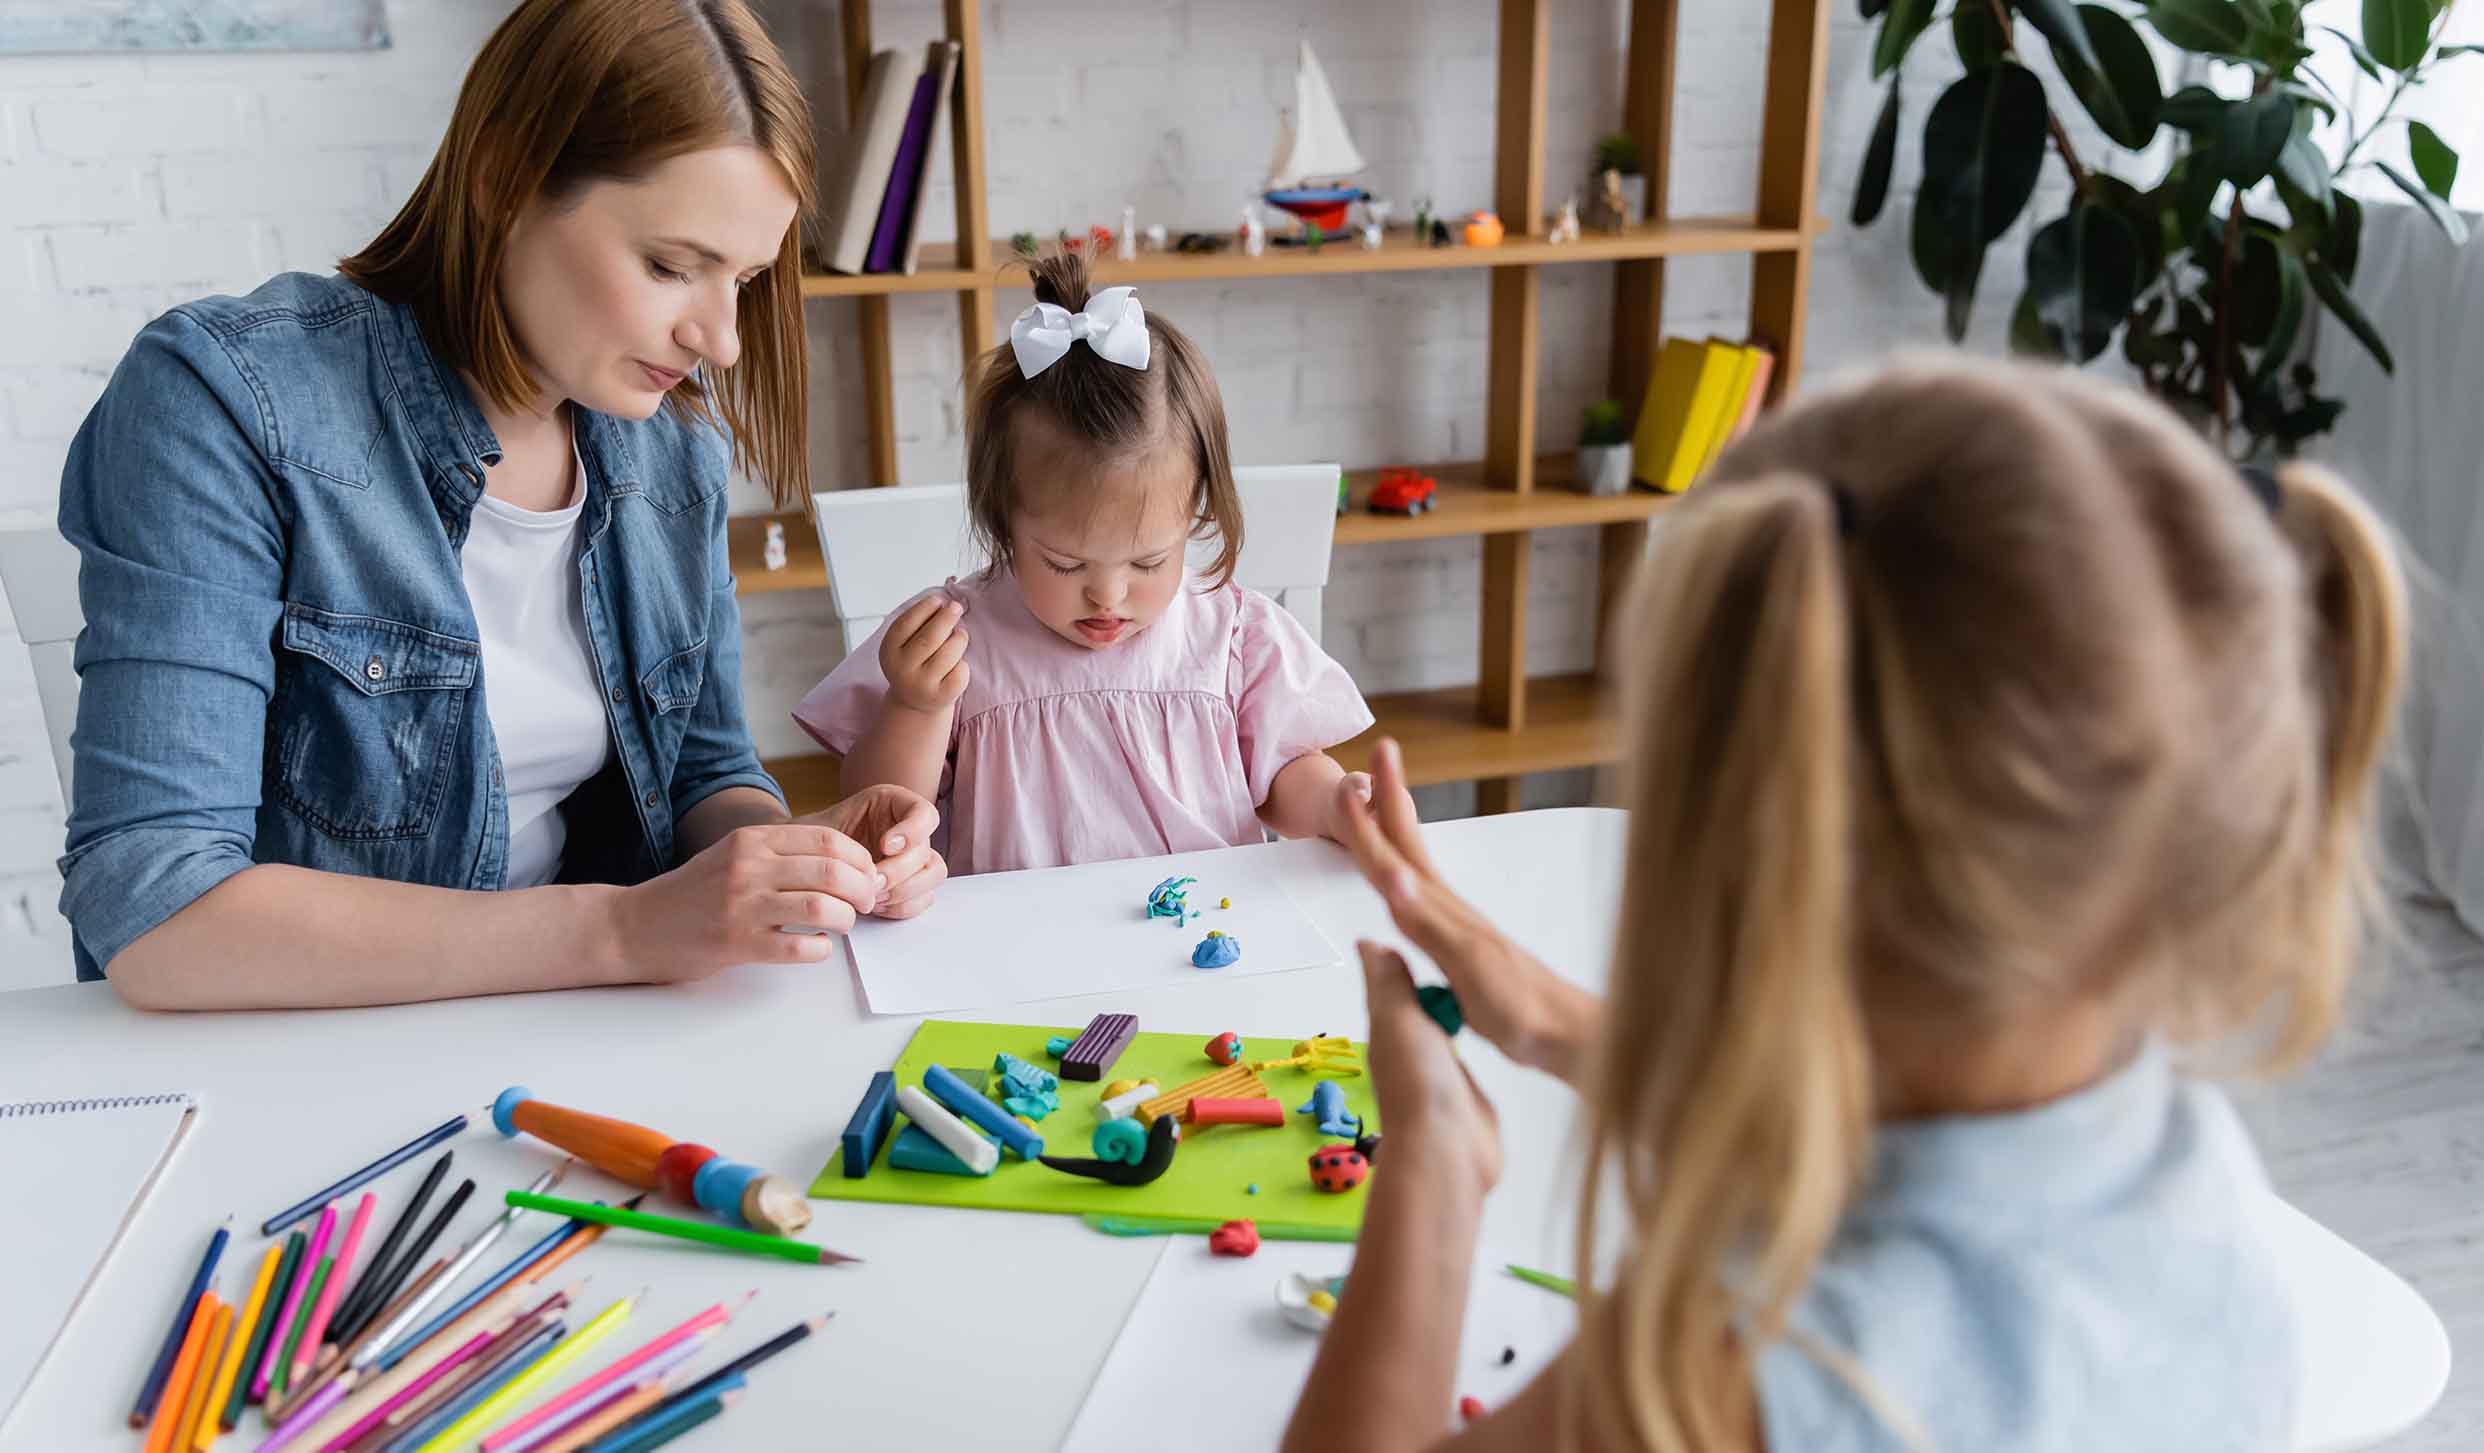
[792, 569, 1374, 875]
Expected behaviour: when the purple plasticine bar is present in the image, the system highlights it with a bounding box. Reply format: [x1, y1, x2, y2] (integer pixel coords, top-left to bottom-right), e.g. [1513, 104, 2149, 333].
[840, 1071, 896, 1178]
[1059, 1013, 1139, 1083]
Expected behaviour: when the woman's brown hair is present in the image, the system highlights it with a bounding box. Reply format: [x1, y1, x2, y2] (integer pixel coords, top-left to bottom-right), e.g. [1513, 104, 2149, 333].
[1568, 356, 2406, 1451]
[341, 0, 815, 507]
[964, 252, 1242, 585]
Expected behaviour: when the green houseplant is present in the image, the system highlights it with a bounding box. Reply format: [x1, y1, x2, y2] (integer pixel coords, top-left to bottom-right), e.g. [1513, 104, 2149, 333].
[1851, 0, 2476, 456]
[1578, 398, 1635, 495]
[1594, 131, 1649, 226]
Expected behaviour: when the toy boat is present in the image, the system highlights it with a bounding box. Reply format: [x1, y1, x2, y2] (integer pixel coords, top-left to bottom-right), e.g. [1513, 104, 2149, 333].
[1264, 39, 1366, 231]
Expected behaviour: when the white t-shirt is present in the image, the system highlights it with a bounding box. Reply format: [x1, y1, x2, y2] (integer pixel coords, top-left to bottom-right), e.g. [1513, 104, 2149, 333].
[462, 440, 612, 888]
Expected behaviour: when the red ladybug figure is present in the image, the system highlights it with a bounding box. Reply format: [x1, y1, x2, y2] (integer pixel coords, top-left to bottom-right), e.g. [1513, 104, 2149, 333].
[1307, 1143, 1369, 1193]
[1209, 1218, 1260, 1256]
[1205, 1031, 1243, 1066]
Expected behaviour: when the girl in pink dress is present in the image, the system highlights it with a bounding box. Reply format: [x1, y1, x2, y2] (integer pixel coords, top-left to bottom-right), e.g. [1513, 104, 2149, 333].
[792, 253, 1375, 876]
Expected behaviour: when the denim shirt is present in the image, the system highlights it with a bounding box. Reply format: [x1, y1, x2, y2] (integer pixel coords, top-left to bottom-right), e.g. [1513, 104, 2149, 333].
[55, 272, 784, 981]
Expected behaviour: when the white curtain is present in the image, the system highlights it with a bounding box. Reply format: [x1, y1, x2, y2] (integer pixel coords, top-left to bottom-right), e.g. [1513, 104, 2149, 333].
[2307, 198, 2484, 926]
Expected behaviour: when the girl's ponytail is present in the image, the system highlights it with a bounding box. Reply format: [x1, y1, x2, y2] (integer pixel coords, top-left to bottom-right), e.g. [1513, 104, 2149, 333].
[1573, 477, 1874, 1452]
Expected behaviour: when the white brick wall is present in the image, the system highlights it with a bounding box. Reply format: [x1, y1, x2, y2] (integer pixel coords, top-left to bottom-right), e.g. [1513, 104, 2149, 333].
[0, 1, 1996, 988]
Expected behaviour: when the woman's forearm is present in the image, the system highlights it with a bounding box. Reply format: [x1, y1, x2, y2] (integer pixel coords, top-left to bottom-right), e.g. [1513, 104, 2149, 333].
[836, 703, 950, 804]
[678, 785, 789, 858]
[1281, 1142, 1490, 1453]
[104, 864, 634, 1011]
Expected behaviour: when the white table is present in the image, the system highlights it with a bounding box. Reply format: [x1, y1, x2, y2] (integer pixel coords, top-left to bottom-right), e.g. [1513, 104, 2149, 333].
[0, 809, 2444, 1451]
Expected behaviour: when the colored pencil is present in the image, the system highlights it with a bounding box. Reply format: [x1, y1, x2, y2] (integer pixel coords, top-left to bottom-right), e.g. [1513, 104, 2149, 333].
[619, 1313, 826, 1434]
[328, 1152, 452, 1343]
[143, 1292, 220, 1453]
[294, 1194, 375, 1384]
[174, 1299, 233, 1453]
[359, 1167, 563, 1371]
[534, 1381, 667, 1453]
[501, 1191, 860, 1266]
[197, 1256, 269, 1448]
[1505, 1263, 1577, 1298]
[370, 1302, 566, 1447]
[482, 1294, 738, 1453]
[502, 1333, 711, 1453]
[332, 1179, 472, 1351]
[376, 1195, 631, 1377]
[375, 1324, 564, 1453]
[256, 1204, 336, 1400]
[582, 1381, 739, 1453]
[278, 1266, 577, 1453]
[261, 1115, 468, 1238]
[133, 1218, 231, 1426]
[278, 1258, 446, 1425]
[1081, 1212, 1361, 1241]
[219, 1242, 288, 1429]
[272, 1258, 332, 1398]
[291, 1292, 536, 1453]
[405, 1294, 633, 1453]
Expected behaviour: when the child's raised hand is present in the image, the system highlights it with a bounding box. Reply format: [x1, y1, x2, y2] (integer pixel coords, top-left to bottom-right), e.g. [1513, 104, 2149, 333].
[879, 594, 971, 713]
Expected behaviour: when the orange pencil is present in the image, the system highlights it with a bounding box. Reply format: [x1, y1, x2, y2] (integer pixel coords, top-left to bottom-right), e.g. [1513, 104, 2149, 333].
[173, 1299, 232, 1453]
[142, 1292, 219, 1453]
[537, 1380, 669, 1453]
[194, 1279, 261, 1450]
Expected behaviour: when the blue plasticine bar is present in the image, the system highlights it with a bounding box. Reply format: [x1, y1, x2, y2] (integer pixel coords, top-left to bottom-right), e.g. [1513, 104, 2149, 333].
[923, 1063, 1046, 1161]
[886, 1124, 990, 1177]
[841, 1071, 897, 1178]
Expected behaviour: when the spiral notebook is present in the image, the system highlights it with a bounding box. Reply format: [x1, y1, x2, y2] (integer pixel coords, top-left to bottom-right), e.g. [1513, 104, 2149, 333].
[0, 1093, 198, 1431]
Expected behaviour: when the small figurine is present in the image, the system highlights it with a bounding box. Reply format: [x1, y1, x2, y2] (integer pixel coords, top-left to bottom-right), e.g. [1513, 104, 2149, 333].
[1549, 196, 1581, 245]
[1367, 467, 1438, 516]
[1298, 1080, 1361, 1139]
[1190, 930, 1241, 969]
[1598, 167, 1628, 232]
[1241, 201, 1267, 258]
[1464, 211, 1504, 247]
[1412, 195, 1432, 243]
[761, 520, 787, 571]
[1429, 217, 1451, 247]
[1307, 1143, 1369, 1193]
[1205, 1031, 1243, 1066]
[1040, 1114, 1179, 1185]
[1118, 205, 1137, 261]
[1304, 220, 1324, 254]
[1010, 230, 1040, 258]
[1210, 1219, 1260, 1257]
[1088, 223, 1115, 256]
[1143, 223, 1168, 252]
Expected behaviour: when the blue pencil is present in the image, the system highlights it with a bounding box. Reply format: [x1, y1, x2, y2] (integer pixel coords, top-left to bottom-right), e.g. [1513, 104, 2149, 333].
[127, 1217, 229, 1427]
[375, 1321, 566, 1453]
[581, 1374, 746, 1453]
[260, 1114, 468, 1237]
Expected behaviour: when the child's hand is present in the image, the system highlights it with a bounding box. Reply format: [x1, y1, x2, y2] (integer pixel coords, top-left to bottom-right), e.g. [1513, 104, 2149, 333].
[879, 595, 971, 713]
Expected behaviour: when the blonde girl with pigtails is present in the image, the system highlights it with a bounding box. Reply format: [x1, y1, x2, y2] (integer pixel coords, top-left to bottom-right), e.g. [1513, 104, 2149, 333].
[1294, 355, 2406, 1453]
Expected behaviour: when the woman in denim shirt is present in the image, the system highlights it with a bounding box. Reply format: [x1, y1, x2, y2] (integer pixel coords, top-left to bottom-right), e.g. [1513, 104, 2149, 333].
[56, 0, 943, 1009]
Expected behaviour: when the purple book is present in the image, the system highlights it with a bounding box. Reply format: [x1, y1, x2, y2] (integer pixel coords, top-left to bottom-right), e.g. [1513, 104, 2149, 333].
[864, 67, 939, 274]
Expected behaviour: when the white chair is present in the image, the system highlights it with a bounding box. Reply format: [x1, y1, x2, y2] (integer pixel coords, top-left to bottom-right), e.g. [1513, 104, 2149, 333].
[807, 463, 1342, 658]
[2265, 1193, 2453, 1451]
[0, 527, 83, 808]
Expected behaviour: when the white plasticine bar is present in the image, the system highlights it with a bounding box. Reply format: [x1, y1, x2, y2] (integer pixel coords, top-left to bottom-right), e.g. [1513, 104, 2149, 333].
[1097, 1083, 1159, 1122]
[894, 1085, 1001, 1176]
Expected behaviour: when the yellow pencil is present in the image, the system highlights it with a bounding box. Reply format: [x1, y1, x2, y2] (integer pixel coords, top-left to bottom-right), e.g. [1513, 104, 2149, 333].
[407, 1294, 635, 1453]
[170, 1298, 230, 1453]
[201, 1245, 280, 1444]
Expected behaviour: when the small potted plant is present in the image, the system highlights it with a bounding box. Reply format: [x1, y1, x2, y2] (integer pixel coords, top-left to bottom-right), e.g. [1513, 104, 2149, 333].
[1591, 131, 1645, 228]
[1577, 400, 1632, 496]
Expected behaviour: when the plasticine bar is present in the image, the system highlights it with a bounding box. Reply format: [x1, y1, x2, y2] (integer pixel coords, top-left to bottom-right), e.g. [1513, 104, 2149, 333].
[1058, 1014, 1138, 1082]
[886, 1125, 990, 1177]
[922, 1064, 1045, 1161]
[839, 1072, 897, 1179]
[1096, 1082, 1159, 1121]
[1184, 1097, 1284, 1127]
[894, 1086, 1002, 1176]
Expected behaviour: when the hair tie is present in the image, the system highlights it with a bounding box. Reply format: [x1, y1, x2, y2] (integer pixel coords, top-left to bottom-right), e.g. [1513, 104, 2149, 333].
[1009, 287, 1151, 378]
[1827, 481, 1859, 539]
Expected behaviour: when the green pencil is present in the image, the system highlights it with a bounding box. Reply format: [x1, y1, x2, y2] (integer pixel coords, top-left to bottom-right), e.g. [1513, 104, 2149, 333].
[226, 1231, 302, 1423]
[1080, 1213, 1360, 1242]
[501, 1191, 861, 1266]
[269, 1256, 331, 1395]
[1505, 1263, 1577, 1298]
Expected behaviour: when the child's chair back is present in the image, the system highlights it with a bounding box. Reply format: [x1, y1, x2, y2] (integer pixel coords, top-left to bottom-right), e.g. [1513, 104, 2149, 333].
[807, 464, 1342, 657]
[0, 527, 84, 808]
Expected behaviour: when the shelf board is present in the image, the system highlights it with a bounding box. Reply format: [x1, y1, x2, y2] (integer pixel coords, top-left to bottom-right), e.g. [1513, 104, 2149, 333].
[761, 673, 1621, 815]
[1334, 458, 1675, 546]
[797, 217, 1804, 298]
[728, 511, 827, 597]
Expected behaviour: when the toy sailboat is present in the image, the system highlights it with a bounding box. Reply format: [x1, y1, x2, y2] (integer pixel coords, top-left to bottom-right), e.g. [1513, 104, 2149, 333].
[1264, 39, 1367, 231]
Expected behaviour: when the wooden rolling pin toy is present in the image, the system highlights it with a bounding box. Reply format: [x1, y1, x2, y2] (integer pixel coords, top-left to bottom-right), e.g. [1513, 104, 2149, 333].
[490, 1087, 812, 1236]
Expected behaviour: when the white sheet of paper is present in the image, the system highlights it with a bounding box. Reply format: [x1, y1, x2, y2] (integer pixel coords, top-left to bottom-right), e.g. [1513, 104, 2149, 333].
[1065, 1238, 1578, 1449]
[841, 840, 1344, 1014]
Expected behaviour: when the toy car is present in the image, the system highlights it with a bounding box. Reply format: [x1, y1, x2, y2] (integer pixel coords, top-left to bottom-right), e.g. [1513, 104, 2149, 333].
[1367, 468, 1437, 516]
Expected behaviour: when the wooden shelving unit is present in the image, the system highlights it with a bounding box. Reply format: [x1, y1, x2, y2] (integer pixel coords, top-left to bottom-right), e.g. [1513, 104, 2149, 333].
[759, 0, 1830, 814]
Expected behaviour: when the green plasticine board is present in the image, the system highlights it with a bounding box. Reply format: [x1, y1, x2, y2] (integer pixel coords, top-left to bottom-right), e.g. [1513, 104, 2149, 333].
[810, 1019, 1378, 1231]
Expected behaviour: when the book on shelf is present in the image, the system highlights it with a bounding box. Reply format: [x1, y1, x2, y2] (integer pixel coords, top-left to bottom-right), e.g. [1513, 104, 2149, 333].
[895, 41, 960, 276]
[1631, 337, 1776, 493]
[865, 41, 958, 274]
[816, 47, 920, 275]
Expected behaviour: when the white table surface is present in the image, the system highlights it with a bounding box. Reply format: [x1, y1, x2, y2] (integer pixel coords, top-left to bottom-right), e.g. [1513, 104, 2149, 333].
[0, 811, 1622, 1453]
[0, 806, 2444, 1452]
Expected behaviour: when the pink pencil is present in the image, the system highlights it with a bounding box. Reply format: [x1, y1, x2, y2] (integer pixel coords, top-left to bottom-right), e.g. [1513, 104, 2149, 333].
[495, 1330, 714, 1453]
[291, 1193, 375, 1384]
[474, 1294, 744, 1453]
[254, 1204, 337, 1401]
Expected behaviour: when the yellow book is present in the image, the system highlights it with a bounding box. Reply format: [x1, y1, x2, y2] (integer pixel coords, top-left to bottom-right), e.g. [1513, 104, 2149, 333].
[1632, 337, 1742, 493]
[1693, 342, 1762, 476]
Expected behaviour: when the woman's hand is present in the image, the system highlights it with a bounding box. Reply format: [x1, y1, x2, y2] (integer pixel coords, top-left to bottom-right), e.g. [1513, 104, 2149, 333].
[1339, 737, 1601, 1086]
[613, 822, 885, 978]
[878, 595, 970, 713]
[1360, 940, 1501, 1196]
[802, 784, 945, 919]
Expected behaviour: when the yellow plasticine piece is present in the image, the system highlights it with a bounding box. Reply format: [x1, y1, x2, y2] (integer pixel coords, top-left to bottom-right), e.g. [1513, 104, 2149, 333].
[1246, 1036, 1364, 1078]
[1307, 1290, 1337, 1313]
[1136, 1065, 1266, 1126]
[1102, 1079, 1140, 1100]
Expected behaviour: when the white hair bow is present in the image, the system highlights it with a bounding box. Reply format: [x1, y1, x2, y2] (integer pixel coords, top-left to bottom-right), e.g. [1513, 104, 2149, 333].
[1008, 286, 1152, 378]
